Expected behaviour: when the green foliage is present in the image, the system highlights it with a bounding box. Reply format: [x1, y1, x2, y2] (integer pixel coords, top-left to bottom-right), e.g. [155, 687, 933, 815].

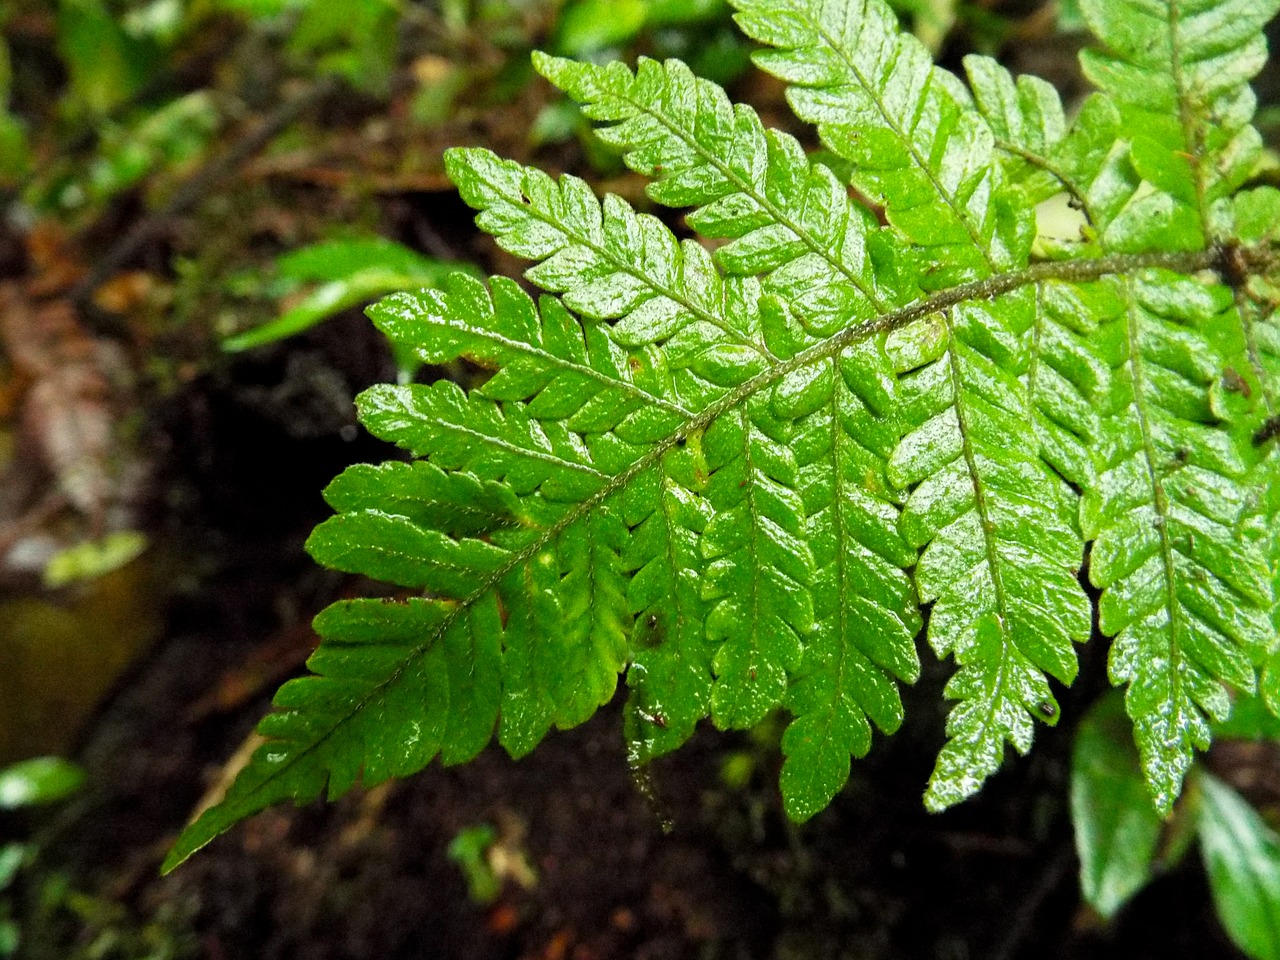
[167, 0, 1280, 872]
[0, 757, 86, 959]
[446, 824, 502, 904]
[222, 236, 472, 360]
[0, 757, 84, 810]
[56, 0, 159, 116]
[212, 0, 401, 93]
[1199, 772, 1280, 960]
[1070, 693, 1165, 921]
[1074, 695, 1280, 960]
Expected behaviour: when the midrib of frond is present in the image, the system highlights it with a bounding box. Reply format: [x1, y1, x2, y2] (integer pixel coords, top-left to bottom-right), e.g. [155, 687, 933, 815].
[229, 245, 1244, 809]
[940, 309, 1017, 727]
[804, 13, 999, 269]
[1121, 276, 1188, 711]
[610, 87, 892, 311]
[1167, 0, 1213, 241]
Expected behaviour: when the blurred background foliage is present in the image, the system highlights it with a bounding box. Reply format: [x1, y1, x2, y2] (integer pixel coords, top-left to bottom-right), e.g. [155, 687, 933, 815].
[4, 1, 1280, 958]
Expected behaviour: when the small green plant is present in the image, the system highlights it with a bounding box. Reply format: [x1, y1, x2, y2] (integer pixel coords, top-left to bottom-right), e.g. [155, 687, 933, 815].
[166, 0, 1280, 879]
[221, 235, 471, 372]
[1072, 692, 1280, 958]
[0, 757, 85, 958]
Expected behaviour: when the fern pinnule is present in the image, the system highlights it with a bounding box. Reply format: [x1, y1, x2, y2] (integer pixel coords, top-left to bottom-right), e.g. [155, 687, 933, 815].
[731, 0, 1030, 283]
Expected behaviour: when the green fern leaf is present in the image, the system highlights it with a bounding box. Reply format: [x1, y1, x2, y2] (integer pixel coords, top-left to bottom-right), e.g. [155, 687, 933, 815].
[533, 51, 926, 813]
[777, 316, 922, 819]
[445, 147, 762, 352]
[888, 289, 1092, 810]
[1079, 0, 1280, 245]
[730, 0, 1032, 285]
[532, 53, 916, 331]
[1083, 271, 1274, 812]
[165, 0, 1280, 870]
[164, 596, 500, 871]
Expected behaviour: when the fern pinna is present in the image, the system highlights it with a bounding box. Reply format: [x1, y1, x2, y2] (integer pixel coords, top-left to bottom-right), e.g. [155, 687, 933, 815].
[167, 0, 1280, 869]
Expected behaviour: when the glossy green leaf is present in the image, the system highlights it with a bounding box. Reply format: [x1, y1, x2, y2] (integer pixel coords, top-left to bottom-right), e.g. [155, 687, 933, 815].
[964, 54, 1126, 246]
[57, 0, 153, 115]
[277, 238, 459, 283]
[1198, 772, 1280, 960]
[224, 238, 467, 352]
[892, 290, 1091, 810]
[781, 334, 922, 820]
[167, 0, 1280, 870]
[555, 0, 648, 54]
[1083, 272, 1274, 813]
[0, 757, 85, 809]
[1071, 691, 1162, 919]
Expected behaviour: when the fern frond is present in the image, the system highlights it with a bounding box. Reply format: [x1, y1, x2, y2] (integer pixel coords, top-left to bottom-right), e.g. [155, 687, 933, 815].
[1079, 0, 1280, 246]
[773, 309, 923, 819]
[532, 51, 928, 807]
[730, 0, 1031, 285]
[164, 0, 1280, 871]
[1083, 271, 1274, 812]
[887, 289, 1092, 809]
[445, 147, 763, 353]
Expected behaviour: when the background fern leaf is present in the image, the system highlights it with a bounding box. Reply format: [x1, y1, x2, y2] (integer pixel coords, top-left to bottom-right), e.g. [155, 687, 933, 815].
[730, 0, 1031, 286]
[1083, 272, 1274, 812]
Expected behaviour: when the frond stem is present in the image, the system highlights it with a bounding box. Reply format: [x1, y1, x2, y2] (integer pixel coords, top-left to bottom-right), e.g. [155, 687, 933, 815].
[993, 138, 1101, 232]
[228, 243, 1257, 814]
